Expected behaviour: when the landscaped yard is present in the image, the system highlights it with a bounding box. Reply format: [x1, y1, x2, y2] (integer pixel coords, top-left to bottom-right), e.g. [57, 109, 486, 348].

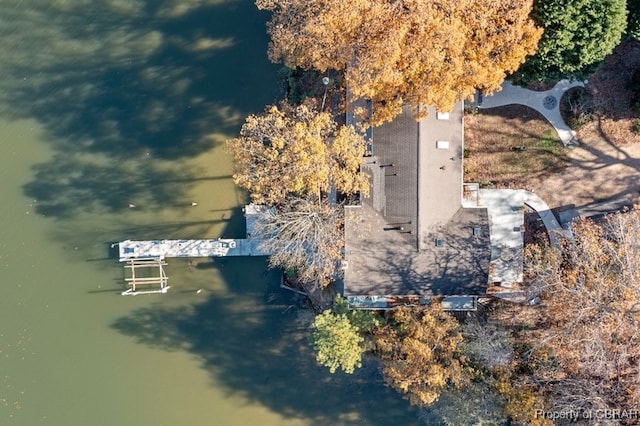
[464, 105, 569, 188]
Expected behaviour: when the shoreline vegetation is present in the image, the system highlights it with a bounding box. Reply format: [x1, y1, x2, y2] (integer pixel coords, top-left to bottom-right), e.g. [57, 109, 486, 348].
[220, 1, 640, 423]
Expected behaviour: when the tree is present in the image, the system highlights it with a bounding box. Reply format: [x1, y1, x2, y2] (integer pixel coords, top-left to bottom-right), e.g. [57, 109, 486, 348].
[516, 0, 627, 82]
[311, 309, 364, 374]
[257, 0, 541, 125]
[419, 380, 507, 426]
[373, 305, 468, 407]
[333, 294, 383, 333]
[525, 209, 640, 415]
[310, 296, 383, 374]
[629, 0, 640, 41]
[251, 196, 344, 288]
[227, 101, 369, 205]
[462, 319, 514, 371]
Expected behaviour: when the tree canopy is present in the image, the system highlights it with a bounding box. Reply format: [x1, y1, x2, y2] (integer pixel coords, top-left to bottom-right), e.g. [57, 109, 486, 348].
[227, 101, 369, 205]
[517, 0, 627, 82]
[525, 209, 640, 414]
[628, 0, 640, 41]
[311, 309, 365, 374]
[257, 0, 541, 124]
[251, 196, 344, 288]
[374, 305, 467, 407]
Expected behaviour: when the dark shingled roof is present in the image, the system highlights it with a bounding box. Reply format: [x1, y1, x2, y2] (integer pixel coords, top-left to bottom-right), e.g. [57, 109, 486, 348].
[343, 102, 490, 299]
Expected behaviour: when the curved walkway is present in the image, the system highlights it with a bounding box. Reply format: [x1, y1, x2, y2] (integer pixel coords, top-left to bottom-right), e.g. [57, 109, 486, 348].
[518, 191, 564, 249]
[479, 189, 564, 287]
[477, 79, 585, 146]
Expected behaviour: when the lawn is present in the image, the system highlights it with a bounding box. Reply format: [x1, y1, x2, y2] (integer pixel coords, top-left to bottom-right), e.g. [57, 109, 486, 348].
[464, 105, 569, 188]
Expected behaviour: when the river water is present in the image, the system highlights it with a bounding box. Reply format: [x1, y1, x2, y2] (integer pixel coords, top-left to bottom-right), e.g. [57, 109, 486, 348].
[0, 1, 419, 425]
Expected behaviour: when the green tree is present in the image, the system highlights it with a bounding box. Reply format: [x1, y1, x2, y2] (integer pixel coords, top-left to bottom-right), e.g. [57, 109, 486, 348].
[628, 0, 640, 41]
[374, 305, 468, 407]
[257, 0, 541, 125]
[332, 294, 383, 332]
[311, 309, 365, 374]
[517, 0, 627, 82]
[226, 101, 369, 205]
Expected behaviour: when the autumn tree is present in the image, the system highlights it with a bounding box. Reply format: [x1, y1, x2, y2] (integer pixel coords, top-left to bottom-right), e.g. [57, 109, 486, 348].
[251, 196, 344, 288]
[373, 305, 468, 407]
[311, 309, 365, 374]
[516, 0, 627, 82]
[418, 381, 507, 426]
[525, 209, 640, 415]
[227, 101, 369, 205]
[257, 0, 542, 124]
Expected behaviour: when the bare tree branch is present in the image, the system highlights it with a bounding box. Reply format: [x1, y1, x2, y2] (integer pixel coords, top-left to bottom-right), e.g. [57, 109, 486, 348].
[524, 208, 640, 413]
[252, 197, 344, 288]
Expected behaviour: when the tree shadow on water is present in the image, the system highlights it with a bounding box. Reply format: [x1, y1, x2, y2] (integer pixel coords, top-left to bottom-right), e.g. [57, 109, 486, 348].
[22, 153, 192, 218]
[6, 1, 282, 218]
[111, 256, 420, 426]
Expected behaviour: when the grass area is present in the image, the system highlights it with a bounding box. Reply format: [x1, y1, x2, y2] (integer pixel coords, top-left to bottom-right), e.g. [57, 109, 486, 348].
[464, 105, 569, 188]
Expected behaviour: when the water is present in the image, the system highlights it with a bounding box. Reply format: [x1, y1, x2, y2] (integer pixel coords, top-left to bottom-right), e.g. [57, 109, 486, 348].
[0, 2, 419, 425]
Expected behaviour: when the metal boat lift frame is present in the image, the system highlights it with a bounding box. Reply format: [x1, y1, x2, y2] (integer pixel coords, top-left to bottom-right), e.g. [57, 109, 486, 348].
[121, 257, 169, 296]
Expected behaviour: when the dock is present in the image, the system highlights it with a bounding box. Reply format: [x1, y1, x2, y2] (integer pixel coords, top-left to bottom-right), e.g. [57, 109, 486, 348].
[115, 204, 272, 295]
[118, 237, 270, 260]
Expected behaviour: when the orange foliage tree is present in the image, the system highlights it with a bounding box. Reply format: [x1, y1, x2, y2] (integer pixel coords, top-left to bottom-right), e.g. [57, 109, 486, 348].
[373, 305, 468, 407]
[257, 0, 542, 124]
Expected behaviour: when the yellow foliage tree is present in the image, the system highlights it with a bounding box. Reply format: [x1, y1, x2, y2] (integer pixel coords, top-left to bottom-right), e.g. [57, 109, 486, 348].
[374, 304, 467, 407]
[257, 0, 542, 124]
[495, 379, 551, 426]
[227, 101, 369, 205]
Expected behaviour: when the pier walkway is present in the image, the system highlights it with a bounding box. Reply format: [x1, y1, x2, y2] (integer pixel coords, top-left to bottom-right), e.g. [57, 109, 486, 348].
[117, 204, 271, 261]
[118, 237, 269, 260]
[115, 204, 272, 295]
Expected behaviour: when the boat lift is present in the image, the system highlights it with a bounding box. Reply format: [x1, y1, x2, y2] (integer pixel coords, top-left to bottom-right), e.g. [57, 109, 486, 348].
[121, 257, 169, 296]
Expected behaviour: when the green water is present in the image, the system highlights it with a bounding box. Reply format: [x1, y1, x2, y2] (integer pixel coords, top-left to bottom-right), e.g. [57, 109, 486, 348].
[0, 1, 419, 425]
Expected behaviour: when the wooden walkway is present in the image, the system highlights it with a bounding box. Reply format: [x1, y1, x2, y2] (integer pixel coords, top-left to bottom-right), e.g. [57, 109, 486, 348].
[118, 238, 270, 260]
[117, 204, 272, 261]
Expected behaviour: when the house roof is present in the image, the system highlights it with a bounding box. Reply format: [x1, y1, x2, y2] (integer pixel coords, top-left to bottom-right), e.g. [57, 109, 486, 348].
[344, 204, 490, 297]
[343, 103, 491, 301]
[364, 104, 465, 250]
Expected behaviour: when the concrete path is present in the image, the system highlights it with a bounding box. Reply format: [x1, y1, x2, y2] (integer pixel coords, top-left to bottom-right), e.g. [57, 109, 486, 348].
[480, 189, 564, 247]
[479, 189, 526, 287]
[477, 79, 585, 146]
[479, 189, 564, 286]
[516, 190, 565, 249]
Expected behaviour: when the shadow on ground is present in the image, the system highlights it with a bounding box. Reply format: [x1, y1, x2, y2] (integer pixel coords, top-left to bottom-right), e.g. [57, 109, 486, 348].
[6, 1, 281, 218]
[112, 256, 421, 426]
